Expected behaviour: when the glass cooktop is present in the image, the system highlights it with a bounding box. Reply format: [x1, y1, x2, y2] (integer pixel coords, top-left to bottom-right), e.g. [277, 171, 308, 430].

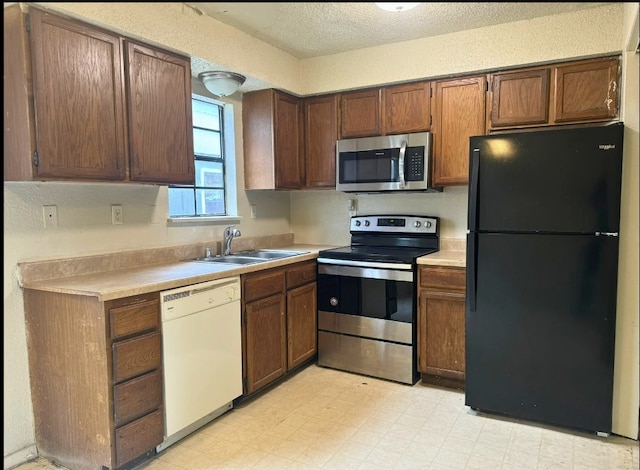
[318, 245, 438, 264]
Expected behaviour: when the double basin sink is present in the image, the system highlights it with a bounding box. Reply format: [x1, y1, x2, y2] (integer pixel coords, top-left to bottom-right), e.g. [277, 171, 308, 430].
[191, 249, 308, 266]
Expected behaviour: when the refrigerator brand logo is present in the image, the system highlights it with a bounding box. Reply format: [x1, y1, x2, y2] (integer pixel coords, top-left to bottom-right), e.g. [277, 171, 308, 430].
[599, 144, 616, 150]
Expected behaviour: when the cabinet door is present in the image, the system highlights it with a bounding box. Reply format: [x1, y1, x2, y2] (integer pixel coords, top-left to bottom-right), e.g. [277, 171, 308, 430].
[243, 89, 276, 189]
[340, 89, 381, 138]
[126, 41, 194, 184]
[274, 91, 304, 189]
[553, 57, 619, 123]
[418, 289, 466, 380]
[383, 82, 431, 135]
[431, 76, 486, 186]
[287, 282, 317, 369]
[304, 95, 338, 188]
[29, 8, 127, 180]
[244, 294, 287, 394]
[489, 68, 550, 128]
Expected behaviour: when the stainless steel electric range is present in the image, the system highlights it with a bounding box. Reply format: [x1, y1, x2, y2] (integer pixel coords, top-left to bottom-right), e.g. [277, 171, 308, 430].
[316, 214, 439, 385]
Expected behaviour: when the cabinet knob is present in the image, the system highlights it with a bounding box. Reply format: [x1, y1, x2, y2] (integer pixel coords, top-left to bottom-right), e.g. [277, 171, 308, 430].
[330, 297, 338, 307]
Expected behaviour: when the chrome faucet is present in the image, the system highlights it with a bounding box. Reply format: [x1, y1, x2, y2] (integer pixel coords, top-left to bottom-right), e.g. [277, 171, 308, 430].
[223, 225, 241, 255]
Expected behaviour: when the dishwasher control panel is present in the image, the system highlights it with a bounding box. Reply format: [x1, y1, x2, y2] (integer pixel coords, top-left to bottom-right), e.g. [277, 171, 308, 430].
[161, 277, 241, 322]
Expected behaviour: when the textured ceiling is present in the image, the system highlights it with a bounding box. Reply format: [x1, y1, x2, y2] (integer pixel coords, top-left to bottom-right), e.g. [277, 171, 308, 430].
[187, 2, 609, 59]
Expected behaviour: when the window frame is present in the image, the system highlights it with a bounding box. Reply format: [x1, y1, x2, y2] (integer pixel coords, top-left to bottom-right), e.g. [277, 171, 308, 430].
[167, 93, 239, 225]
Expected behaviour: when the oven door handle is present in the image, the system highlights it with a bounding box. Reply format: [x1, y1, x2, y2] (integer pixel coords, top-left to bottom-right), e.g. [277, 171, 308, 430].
[318, 262, 413, 282]
[317, 258, 413, 271]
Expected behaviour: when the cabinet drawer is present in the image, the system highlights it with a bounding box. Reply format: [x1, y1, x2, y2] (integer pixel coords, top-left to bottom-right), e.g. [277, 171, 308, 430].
[419, 266, 466, 291]
[110, 298, 160, 340]
[287, 261, 317, 289]
[114, 370, 163, 427]
[243, 269, 286, 303]
[113, 331, 161, 383]
[115, 409, 163, 467]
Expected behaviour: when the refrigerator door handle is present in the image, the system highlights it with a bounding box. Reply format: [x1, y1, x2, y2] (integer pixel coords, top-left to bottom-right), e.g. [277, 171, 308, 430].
[469, 148, 480, 231]
[468, 232, 478, 312]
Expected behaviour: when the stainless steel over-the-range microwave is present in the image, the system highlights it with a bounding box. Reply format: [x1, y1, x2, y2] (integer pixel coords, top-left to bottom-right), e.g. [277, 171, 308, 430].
[336, 132, 440, 193]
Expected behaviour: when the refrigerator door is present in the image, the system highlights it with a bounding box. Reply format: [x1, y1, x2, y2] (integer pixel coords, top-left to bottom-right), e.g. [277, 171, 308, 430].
[465, 232, 619, 433]
[468, 123, 623, 234]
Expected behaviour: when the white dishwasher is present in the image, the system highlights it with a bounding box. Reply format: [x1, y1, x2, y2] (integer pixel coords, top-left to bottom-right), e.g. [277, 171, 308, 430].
[156, 276, 242, 452]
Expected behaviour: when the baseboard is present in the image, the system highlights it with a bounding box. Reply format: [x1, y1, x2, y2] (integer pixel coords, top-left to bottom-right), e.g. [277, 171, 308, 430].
[4, 445, 37, 470]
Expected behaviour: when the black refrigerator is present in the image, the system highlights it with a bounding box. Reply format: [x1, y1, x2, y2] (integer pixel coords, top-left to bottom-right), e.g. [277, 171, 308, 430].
[465, 122, 624, 435]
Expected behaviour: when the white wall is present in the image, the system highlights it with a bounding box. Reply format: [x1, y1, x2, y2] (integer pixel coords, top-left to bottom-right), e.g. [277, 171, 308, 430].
[4, 3, 638, 467]
[612, 2, 640, 439]
[290, 187, 469, 246]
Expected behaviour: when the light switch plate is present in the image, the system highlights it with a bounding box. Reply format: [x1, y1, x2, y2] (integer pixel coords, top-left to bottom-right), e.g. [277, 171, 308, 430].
[111, 205, 123, 225]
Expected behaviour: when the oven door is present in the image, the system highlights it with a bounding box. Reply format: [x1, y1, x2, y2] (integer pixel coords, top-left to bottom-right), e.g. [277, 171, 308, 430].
[316, 260, 418, 384]
[317, 262, 415, 342]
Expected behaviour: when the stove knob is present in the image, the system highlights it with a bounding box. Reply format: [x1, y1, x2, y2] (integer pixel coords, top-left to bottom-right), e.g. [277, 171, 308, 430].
[355, 220, 361, 227]
[426, 221, 432, 229]
[413, 221, 421, 228]
[364, 220, 370, 226]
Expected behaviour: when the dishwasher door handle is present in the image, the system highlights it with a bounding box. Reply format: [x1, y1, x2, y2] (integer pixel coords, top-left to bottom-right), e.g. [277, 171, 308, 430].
[190, 277, 239, 295]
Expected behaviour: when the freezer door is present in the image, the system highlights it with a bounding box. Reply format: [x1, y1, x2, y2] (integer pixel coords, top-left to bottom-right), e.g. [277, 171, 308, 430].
[465, 232, 619, 434]
[468, 123, 623, 233]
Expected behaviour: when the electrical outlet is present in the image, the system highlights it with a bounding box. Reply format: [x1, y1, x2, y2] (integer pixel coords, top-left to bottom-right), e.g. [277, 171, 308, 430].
[43, 205, 58, 229]
[347, 199, 356, 212]
[250, 205, 257, 219]
[111, 205, 123, 225]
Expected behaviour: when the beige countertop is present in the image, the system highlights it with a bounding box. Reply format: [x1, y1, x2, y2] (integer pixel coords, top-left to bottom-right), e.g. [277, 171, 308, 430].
[416, 238, 466, 268]
[18, 238, 466, 301]
[416, 249, 466, 268]
[19, 244, 334, 301]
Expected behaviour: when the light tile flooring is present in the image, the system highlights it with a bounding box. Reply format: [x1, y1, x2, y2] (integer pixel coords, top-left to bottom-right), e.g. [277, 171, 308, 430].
[16, 364, 638, 470]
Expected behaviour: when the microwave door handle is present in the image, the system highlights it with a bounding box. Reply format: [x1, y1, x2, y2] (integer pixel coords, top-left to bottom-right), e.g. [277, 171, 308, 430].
[398, 140, 407, 188]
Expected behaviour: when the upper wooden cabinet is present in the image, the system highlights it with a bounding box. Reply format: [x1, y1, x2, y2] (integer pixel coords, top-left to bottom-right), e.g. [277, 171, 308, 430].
[489, 56, 620, 130]
[553, 57, 619, 123]
[258, 57, 619, 190]
[243, 89, 304, 189]
[431, 76, 487, 187]
[489, 68, 550, 127]
[125, 41, 194, 183]
[339, 88, 382, 138]
[383, 81, 431, 135]
[339, 82, 431, 138]
[304, 94, 338, 189]
[3, 5, 194, 184]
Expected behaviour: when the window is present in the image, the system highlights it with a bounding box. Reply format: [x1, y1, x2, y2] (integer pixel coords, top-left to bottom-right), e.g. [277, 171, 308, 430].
[168, 95, 237, 218]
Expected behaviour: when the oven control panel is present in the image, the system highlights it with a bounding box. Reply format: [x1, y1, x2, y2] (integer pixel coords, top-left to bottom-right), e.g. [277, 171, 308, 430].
[350, 215, 438, 234]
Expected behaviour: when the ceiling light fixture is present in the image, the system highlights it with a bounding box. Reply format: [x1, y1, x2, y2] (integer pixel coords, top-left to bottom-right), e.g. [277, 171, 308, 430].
[198, 71, 246, 97]
[375, 3, 420, 12]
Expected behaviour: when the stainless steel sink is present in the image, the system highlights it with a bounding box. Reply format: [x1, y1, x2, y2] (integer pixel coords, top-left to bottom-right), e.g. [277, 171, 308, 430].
[237, 249, 307, 259]
[191, 256, 264, 265]
[190, 249, 308, 265]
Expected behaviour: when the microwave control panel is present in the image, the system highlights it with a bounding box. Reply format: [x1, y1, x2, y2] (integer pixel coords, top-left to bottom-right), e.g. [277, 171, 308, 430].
[405, 147, 425, 181]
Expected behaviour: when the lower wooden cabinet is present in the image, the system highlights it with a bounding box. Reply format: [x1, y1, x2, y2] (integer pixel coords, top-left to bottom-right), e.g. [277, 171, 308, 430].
[24, 290, 163, 470]
[242, 260, 317, 395]
[244, 293, 287, 393]
[417, 266, 466, 387]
